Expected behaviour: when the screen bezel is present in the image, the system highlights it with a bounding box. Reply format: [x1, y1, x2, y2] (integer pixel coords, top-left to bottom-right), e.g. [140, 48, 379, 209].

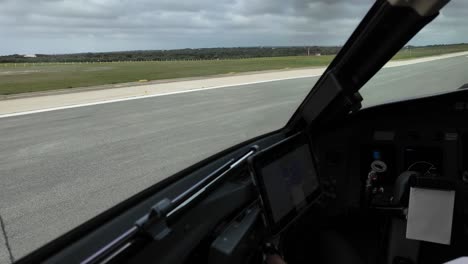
[248, 132, 322, 236]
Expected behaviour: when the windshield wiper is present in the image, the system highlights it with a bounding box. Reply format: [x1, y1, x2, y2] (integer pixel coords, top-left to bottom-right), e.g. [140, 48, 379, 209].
[81, 145, 259, 264]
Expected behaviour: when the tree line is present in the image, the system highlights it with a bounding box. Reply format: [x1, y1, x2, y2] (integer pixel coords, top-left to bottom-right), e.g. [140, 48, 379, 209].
[1, 44, 467, 63]
[0, 46, 341, 63]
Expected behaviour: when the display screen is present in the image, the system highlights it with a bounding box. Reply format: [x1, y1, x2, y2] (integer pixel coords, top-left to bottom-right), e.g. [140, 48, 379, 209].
[260, 144, 319, 223]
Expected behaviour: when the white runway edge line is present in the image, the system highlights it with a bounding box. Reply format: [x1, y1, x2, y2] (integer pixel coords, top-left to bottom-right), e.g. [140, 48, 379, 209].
[0, 74, 320, 119]
[2, 50, 467, 119]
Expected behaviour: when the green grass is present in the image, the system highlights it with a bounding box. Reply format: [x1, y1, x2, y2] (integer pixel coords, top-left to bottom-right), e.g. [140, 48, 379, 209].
[1, 44, 467, 95]
[393, 44, 468, 60]
[0, 56, 334, 95]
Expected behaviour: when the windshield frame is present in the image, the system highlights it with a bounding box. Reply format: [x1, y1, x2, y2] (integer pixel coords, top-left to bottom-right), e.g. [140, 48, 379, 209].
[285, 0, 440, 130]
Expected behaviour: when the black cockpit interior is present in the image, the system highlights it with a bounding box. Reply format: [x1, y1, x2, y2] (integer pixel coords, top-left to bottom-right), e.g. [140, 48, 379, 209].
[309, 90, 468, 264]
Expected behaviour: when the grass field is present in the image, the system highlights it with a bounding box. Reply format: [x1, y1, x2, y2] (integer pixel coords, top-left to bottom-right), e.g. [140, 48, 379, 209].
[1, 44, 468, 95]
[392, 44, 468, 60]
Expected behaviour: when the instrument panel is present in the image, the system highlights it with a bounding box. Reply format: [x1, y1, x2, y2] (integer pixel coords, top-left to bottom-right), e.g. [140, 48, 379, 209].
[314, 90, 468, 211]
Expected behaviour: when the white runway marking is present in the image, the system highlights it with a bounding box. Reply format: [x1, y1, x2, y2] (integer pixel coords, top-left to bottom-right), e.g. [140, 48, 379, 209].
[0, 74, 320, 119]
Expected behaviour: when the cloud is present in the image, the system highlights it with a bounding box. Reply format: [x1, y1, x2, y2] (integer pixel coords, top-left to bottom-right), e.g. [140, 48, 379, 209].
[0, 0, 466, 55]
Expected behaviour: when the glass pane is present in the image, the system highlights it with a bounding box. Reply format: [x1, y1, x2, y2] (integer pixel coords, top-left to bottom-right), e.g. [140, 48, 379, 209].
[360, 1, 468, 108]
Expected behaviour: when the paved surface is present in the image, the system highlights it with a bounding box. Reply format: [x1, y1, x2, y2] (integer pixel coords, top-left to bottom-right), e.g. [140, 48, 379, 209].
[1, 51, 467, 117]
[0, 68, 325, 117]
[0, 54, 468, 262]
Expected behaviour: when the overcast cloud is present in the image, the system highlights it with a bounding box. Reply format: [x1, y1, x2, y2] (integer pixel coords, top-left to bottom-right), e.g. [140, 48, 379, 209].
[0, 0, 467, 55]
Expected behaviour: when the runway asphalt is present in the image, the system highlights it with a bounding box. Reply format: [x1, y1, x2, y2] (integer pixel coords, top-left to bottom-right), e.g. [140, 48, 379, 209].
[1, 54, 468, 262]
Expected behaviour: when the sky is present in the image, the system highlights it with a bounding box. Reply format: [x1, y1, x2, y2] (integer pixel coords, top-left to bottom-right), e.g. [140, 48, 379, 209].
[0, 0, 467, 55]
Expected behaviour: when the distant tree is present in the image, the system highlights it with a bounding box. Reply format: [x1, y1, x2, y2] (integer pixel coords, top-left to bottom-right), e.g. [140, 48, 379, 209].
[1, 44, 466, 63]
